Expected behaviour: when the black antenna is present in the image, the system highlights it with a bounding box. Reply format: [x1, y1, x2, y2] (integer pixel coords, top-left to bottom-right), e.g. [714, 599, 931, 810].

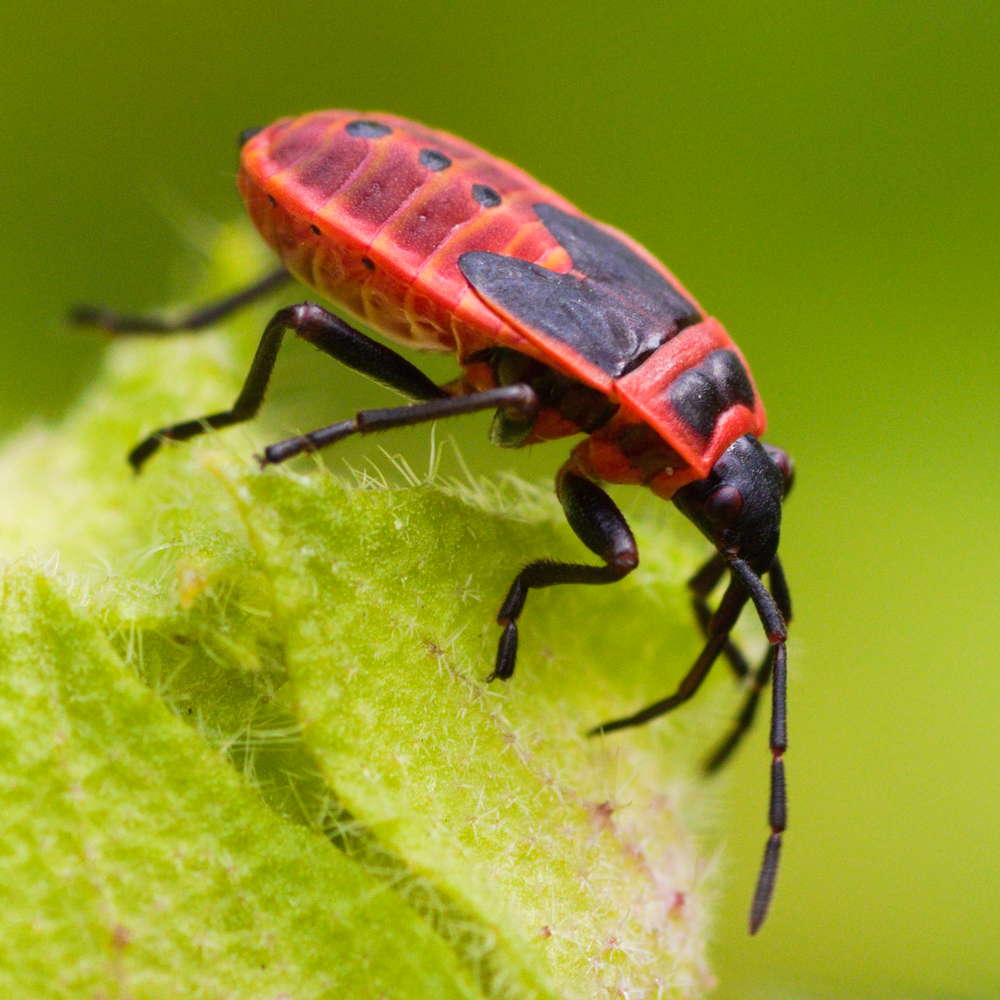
[728, 556, 788, 934]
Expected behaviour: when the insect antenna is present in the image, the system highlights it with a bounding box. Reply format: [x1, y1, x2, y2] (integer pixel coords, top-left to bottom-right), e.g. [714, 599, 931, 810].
[726, 555, 788, 934]
[704, 557, 791, 773]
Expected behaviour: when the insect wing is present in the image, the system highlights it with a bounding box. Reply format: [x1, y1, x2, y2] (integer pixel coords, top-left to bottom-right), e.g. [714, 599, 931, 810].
[459, 204, 703, 390]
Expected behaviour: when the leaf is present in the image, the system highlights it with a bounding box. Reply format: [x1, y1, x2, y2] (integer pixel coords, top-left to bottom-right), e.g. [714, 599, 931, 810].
[0, 568, 480, 999]
[0, 225, 725, 998]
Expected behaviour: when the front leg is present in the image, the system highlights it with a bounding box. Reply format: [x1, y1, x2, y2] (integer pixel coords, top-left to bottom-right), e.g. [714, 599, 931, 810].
[491, 467, 638, 682]
[689, 552, 751, 679]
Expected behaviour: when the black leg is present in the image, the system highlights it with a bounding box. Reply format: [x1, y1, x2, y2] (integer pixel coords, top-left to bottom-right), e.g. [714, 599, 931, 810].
[703, 645, 775, 773]
[69, 266, 292, 334]
[589, 549, 790, 933]
[490, 469, 639, 683]
[689, 552, 750, 679]
[128, 302, 449, 471]
[587, 579, 749, 734]
[259, 384, 539, 466]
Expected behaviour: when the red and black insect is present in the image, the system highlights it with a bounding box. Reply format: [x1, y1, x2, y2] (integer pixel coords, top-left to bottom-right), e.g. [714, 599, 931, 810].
[73, 110, 794, 933]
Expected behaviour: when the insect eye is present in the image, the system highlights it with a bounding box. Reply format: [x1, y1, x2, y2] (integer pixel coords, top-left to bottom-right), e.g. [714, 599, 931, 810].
[705, 485, 743, 525]
[764, 445, 795, 496]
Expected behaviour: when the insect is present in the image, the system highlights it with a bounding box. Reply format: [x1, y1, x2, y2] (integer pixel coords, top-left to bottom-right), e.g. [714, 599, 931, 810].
[72, 110, 794, 933]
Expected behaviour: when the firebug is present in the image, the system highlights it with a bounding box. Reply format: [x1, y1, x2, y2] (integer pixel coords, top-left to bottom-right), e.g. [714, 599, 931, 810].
[73, 110, 795, 933]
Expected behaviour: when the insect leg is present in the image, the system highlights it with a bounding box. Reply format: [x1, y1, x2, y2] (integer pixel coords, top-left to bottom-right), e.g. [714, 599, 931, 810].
[128, 302, 447, 471]
[703, 557, 792, 773]
[258, 384, 539, 466]
[69, 267, 292, 334]
[491, 469, 638, 682]
[703, 646, 775, 773]
[587, 579, 749, 735]
[689, 552, 751, 679]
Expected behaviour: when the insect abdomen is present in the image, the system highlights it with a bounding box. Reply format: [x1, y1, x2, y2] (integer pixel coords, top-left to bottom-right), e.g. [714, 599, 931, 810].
[238, 110, 572, 355]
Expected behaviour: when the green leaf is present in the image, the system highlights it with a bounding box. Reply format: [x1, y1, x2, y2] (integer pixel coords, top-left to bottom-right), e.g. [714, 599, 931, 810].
[0, 226, 727, 998]
[0, 568, 480, 999]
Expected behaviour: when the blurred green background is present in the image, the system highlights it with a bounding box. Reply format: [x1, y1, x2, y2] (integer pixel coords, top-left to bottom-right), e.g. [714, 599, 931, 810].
[3, 1, 997, 996]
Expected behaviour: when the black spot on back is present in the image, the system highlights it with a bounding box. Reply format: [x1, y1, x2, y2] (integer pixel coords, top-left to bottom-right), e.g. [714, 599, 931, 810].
[346, 120, 392, 139]
[419, 148, 451, 171]
[669, 350, 756, 438]
[361, 256, 376, 271]
[472, 184, 501, 208]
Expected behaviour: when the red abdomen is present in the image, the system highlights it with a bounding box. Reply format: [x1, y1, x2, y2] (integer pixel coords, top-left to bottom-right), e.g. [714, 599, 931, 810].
[239, 110, 579, 357]
[239, 110, 764, 492]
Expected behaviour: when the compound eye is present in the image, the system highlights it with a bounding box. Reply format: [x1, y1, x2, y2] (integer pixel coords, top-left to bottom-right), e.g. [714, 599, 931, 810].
[764, 444, 795, 496]
[705, 484, 744, 526]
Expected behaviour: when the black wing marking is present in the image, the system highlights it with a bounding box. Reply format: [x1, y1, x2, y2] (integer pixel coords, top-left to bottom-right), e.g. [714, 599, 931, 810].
[458, 251, 649, 375]
[533, 204, 701, 328]
[459, 204, 701, 378]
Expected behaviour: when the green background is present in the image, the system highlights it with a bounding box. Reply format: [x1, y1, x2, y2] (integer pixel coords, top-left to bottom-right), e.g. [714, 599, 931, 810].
[2, 1, 997, 997]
